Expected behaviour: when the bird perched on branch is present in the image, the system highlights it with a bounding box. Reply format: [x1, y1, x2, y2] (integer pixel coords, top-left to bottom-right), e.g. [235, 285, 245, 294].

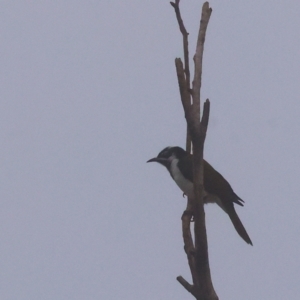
[147, 146, 252, 245]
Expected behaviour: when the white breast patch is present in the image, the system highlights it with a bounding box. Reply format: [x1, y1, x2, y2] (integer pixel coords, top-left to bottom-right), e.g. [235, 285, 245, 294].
[170, 158, 194, 197]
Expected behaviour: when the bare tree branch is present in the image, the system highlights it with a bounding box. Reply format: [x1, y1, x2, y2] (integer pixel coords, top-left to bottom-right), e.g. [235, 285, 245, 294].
[181, 207, 197, 284]
[171, 2, 218, 299]
[174, 58, 192, 125]
[177, 275, 194, 294]
[170, 0, 190, 89]
[170, 0, 192, 154]
[192, 2, 212, 123]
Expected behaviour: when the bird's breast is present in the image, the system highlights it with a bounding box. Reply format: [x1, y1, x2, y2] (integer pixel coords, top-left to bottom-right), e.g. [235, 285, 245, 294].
[170, 159, 194, 197]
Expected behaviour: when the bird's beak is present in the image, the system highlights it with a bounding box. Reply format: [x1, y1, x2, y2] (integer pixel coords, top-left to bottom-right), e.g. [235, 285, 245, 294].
[147, 157, 170, 167]
[147, 157, 159, 163]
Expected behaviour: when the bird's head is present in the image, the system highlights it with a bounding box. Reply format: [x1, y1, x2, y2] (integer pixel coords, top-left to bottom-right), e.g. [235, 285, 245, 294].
[147, 146, 187, 168]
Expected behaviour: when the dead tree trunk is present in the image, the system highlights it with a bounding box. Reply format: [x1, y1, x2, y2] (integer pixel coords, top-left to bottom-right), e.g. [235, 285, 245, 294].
[170, 1, 218, 299]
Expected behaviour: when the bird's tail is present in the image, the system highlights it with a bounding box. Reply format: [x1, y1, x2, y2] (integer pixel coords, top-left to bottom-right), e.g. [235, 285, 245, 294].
[228, 208, 253, 245]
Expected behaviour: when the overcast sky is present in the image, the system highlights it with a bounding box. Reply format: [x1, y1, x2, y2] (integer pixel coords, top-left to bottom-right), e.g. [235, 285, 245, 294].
[0, 1, 299, 299]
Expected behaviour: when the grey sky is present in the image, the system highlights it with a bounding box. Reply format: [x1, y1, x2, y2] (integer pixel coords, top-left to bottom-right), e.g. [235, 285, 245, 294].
[0, 0, 299, 299]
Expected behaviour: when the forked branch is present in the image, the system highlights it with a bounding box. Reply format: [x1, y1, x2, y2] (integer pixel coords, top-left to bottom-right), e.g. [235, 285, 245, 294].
[171, 1, 217, 299]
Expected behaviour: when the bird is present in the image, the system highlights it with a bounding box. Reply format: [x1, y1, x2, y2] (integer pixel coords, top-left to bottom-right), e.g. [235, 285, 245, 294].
[147, 146, 252, 245]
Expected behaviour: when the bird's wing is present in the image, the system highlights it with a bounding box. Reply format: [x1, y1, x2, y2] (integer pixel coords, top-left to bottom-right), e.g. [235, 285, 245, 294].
[203, 160, 244, 207]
